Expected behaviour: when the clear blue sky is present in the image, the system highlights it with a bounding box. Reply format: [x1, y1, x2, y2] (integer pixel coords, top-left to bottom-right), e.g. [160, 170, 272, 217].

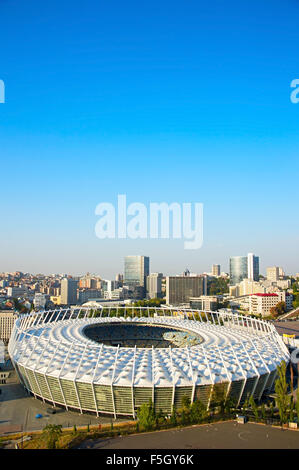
[0, 0, 299, 277]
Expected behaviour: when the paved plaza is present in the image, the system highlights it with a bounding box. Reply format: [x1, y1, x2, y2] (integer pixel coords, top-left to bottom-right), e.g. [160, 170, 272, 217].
[0, 367, 125, 435]
[78, 421, 299, 449]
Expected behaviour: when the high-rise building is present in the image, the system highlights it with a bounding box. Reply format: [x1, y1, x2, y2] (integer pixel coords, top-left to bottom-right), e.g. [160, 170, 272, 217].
[230, 253, 259, 285]
[146, 273, 163, 299]
[60, 278, 78, 305]
[229, 256, 248, 286]
[124, 256, 150, 291]
[247, 253, 259, 281]
[266, 266, 280, 282]
[166, 276, 205, 305]
[211, 264, 221, 276]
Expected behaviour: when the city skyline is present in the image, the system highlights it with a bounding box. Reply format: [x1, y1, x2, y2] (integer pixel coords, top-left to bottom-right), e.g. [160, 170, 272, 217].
[0, 255, 294, 280]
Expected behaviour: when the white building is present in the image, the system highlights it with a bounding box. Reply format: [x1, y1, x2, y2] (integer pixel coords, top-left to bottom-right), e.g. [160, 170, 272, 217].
[266, 267, 279, 282]
[104, 287, 129, 300]
[230, 279, 266, 297]
[0, 310, 18, 343]
[249, 292, 293, 317]
[33, 293, 47, 310]
[189, 295, 218, 311]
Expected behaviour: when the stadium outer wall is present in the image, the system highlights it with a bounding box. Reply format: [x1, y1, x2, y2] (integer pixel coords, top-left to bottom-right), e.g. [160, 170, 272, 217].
[8, 307, 289, 418]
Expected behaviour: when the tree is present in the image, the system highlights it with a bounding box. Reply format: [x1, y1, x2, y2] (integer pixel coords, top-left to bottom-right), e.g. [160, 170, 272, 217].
[210, 384, 227, 415]
[261, 403, 266, 420]
[290, 363, 294, 394]
[249, 395, 259, 421]
[207, 277, 229, 296]
[170, 406, 177, 426]
[190, 400, 207, 423]
[137, 399, 156, 431]
[296, 387, 299, 420]
[42, 424, 62, 449]
[270, 401, 275, 418]
[224, 397, 236, 416]
[289, 396, 295, 422]
[270, 301, 287, 318]
[242, 396, 250, 413]
[179, 395, 191, 425]
[181, 395, 191, 410]
[293, 294, 299, 310]
[155, 408, 165, 427]
[275, 361, 289, 425]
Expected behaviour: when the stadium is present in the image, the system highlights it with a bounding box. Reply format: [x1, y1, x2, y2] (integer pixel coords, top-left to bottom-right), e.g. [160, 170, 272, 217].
[8, 307, 289, 418]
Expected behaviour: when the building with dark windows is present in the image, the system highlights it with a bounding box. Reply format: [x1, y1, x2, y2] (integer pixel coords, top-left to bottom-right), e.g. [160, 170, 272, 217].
[166, 275, 206, 305]
[124, 256, 150, 296]
[247, 253, 259, 282]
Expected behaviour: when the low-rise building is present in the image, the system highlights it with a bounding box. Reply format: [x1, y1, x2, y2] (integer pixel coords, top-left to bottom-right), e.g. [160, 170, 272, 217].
[189, 295, 218, 311]
[78, 289, 102, 304]
[7, 286, 28, 298]
[249, 292, 293, 316]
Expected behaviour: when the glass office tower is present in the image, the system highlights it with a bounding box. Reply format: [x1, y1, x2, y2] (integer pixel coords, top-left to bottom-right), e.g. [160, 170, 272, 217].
[229, 256, 248, 286]
[247, 253, 259, 282]
[124, 256, 150, 290]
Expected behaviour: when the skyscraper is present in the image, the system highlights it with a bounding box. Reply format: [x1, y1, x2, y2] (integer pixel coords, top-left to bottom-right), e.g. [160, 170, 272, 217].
[124, 256, 150, 290]
[230, 256, 248, 285]
[229, 253, 259, 285]
[247, 253, 259, 282]
[60, 278, 78, 305]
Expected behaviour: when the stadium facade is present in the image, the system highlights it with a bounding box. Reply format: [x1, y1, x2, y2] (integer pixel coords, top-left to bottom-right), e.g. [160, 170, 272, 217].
[8, 307, 289, 418]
